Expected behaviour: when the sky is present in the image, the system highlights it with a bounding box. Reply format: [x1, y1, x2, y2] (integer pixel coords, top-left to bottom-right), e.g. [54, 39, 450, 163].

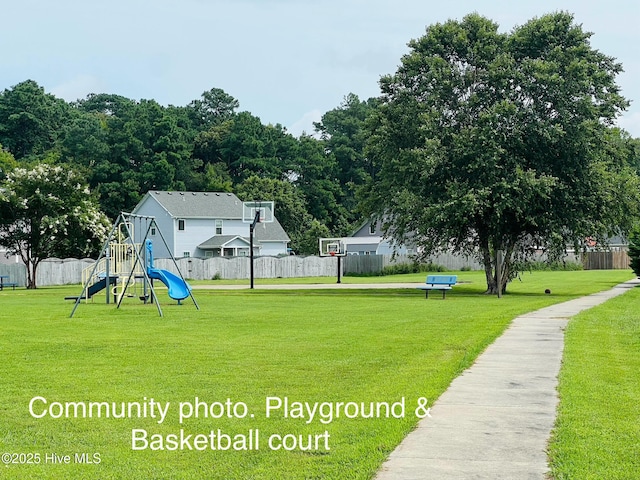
[2, 0, 639, 138]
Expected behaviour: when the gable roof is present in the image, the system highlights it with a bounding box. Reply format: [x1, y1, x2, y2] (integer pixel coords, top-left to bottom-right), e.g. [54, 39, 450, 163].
[198, 235, 250, 249]
[135, 191, 242, 219]
[133, 191, 290, 243]
[253, 221, 290, 243]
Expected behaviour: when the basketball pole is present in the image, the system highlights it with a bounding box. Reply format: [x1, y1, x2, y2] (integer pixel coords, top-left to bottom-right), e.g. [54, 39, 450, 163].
[249, 209, 260, 289]
[337, 255, 342, 284]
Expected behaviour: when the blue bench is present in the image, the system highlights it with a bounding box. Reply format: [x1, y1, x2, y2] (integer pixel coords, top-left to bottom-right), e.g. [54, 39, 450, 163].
[416, 275, 457, 299]
[0, 275, 18, 290]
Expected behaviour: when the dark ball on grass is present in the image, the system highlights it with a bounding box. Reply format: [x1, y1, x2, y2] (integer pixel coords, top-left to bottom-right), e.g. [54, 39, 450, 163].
[544, 289, 551, 295]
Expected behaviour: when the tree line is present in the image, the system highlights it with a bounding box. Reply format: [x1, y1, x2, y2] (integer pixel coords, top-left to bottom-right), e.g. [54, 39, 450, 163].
[0, 81, 376, 255]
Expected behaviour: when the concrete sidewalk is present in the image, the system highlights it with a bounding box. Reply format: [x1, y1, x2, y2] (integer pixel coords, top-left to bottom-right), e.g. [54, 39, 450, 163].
[375, 279, 639, 480]
[192, 282, 422, 290]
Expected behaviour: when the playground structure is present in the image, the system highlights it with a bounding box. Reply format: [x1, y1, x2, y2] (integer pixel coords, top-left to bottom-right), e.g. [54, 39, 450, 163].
[69, 213, 199, 317]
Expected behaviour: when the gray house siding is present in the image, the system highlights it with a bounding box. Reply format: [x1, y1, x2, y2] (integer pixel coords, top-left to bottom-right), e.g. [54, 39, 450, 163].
[132, 191, 289, 258]
[132, 195, 176, 259]
[346, 219, 412, 255]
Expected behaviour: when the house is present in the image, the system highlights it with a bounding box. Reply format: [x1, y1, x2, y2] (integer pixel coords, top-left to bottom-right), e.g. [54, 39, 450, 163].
[131, 191, 290, 259]
[343, 219, 414, 255]
[0, 247, 21, 265]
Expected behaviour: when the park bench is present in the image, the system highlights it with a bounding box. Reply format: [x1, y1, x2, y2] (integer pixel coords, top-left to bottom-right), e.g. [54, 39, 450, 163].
[416, 275, 458, 299]
[0, 276, 18, 290]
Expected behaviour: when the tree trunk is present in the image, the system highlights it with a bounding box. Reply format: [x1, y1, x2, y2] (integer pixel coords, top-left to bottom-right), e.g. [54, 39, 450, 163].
[481, 244, 510, 295]
[482, 247, 498, 294]
[26, 259, 37, 289]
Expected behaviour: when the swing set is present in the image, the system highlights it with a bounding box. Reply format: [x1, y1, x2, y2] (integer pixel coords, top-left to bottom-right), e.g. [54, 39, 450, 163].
[69, 212, 199, 317]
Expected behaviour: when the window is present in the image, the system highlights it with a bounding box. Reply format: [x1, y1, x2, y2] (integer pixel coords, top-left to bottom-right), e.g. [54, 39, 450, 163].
[215, 220, 223, 235]
[369, 222, 376, 235]
[178, 219, 185, 231]
[183, 251, 190, 258]
[151, 227, 156, 236]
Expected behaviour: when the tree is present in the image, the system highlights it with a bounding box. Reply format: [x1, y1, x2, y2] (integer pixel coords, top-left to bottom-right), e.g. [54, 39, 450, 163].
[235, 175, 322, 254]
[314, 93, 379, 224]
[0, 144, 17, 180]
[292, 134, 351, 236]
[0, 80, 70, 159]
[628, 225, 640, 277]
[72, 94, 197, 217]
[186, 88, 239, 129]
[362, 12, 639, 294]
[0, 163, 111, 288]
[194, 112, 295, 183]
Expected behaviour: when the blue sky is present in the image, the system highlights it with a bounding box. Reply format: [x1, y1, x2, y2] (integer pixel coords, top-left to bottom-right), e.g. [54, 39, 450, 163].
[2, 0, 639, 137]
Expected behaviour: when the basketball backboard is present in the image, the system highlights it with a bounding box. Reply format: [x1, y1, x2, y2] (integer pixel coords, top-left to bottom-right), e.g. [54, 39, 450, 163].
[319, 238, 346, 257]
[242, 201, 274, 223]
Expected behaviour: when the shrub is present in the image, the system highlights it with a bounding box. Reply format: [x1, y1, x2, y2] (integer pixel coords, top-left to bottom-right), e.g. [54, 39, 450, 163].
[514, 260, 583, 272]
[380, 262, 447, 276]
[345, 261, 447, 277]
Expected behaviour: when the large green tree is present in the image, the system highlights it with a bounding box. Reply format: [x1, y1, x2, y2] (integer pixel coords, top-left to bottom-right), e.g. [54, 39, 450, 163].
[193, 112, 295, 183]
[72, 94, 197, 216]
[314, 93, 378, 223]
[235, 175, 328, 254]
[186, 87, 239, 129]
[0, 144, 17, 180]
[363, 12, 639, 293]
[0, 163, 110, 288]
[291, 134, 348, 235]
[0, 80, 71, 159]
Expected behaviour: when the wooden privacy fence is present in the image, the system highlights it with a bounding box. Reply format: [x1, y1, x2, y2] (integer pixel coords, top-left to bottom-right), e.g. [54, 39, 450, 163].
[0, 263, 27, 288]
[165, 255, 337, 280]
[33, 256, 341, 286]
[343, 253, 483, 275]
[11, 250, 632, 287]
[582, 251, 630, 270]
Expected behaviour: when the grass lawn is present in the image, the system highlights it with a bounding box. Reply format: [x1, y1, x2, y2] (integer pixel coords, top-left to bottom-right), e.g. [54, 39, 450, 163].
[0, 270, 633, 479]
[548, 281, 640, 479]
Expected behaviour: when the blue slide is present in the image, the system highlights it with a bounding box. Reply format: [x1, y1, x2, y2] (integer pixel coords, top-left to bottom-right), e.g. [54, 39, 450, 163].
[147, 268, 191, 301]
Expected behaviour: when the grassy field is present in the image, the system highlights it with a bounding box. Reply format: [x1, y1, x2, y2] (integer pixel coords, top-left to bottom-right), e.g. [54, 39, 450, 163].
[548, 282, 640, 479]
[0, 270, 633, 479]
